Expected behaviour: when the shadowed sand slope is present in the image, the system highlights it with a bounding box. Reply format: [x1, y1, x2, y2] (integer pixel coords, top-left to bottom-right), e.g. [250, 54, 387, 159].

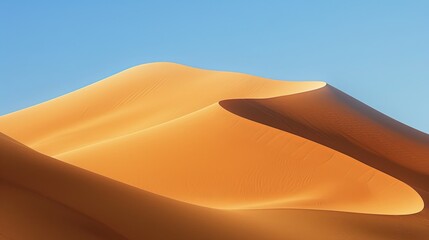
[219, 85, 429, 193]
[220, 85, 429, 179]
[1, 133, 429, 240]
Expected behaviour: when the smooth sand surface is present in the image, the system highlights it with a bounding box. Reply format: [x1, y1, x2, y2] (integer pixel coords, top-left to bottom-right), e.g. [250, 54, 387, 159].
[1, 62, 429, 239]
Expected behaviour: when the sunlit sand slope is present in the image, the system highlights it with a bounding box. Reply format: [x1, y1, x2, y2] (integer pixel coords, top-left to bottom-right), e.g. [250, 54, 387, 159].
[0, 62, 324, 156]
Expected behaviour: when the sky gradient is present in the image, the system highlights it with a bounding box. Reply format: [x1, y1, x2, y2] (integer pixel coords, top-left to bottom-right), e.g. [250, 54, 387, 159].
[1, 1, 428, 133]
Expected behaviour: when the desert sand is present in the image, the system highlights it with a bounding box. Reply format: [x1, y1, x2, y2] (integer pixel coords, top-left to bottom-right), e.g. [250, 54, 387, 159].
[1, 62, 428, 239]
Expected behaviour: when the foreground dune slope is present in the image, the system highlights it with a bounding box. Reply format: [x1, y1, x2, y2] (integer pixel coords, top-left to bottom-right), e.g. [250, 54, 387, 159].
[2, 133, 429, 240]
[0, 133, 268, 240]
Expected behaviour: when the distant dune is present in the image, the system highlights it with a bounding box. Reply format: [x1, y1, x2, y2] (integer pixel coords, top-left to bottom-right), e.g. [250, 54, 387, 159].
[1, 62, 428, 239]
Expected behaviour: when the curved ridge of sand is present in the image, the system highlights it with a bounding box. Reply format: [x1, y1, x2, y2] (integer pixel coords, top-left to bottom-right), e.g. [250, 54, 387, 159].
[219, 85, 429, 192]
[220, 84, 429, 222]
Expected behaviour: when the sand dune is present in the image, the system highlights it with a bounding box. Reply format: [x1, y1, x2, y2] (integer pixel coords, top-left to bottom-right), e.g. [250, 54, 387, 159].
[1, 62, 429, 239]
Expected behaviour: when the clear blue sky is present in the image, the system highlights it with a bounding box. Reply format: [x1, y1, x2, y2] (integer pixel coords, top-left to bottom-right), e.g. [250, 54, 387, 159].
[1, 1, 428, 133]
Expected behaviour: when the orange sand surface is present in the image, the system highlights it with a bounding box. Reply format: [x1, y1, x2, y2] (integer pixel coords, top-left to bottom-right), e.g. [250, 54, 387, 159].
[1, 63, 428, 239]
